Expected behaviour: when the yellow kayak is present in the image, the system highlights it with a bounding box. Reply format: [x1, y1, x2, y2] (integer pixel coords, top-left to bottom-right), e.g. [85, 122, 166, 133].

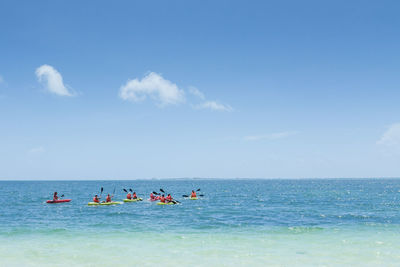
[88, 201, 122, 206]
[123, 198, 143, 202]
[190, 197, 198, 200]
[157, 202, 175, 205]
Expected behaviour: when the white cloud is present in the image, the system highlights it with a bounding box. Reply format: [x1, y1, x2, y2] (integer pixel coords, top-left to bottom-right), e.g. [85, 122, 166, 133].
[244, 131, 297, 141]
[377, 123, 400, 146]
[119, 73, 232, 111]
[119, 72, 185, 106]
[195, 101, 233, 112]
[189, 86, 205, 100]
[35, 65, 73, 96]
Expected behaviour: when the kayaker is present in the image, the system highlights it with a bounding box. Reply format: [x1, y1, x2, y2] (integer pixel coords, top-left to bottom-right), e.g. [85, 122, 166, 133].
[191, 190, 197, 198]
[166, 194, 173, 203]
[126, 192, 132, 199]
[106, 194, 112, 202]
[53, 192, 58, 201]
[150, 192, 155, 200]
[93, 195, 100, 203]
[132, 192, 137, 199]
[159, 194, 166, 203]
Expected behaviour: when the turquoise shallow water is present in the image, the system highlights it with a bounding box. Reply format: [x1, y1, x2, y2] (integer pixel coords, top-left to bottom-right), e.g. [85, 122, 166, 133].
[1, 179, 400, 266]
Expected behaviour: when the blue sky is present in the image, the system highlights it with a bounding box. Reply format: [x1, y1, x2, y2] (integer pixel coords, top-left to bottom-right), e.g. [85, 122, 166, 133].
[1, 0, 400, 179]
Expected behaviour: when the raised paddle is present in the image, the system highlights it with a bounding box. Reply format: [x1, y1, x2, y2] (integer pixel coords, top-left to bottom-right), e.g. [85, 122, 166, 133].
[182, 195, 189, 197]
[100, 187, 104, 198]
[123, 189, 128, 193]
[153, 191, 159, 195]
[196, 188, 201, 191]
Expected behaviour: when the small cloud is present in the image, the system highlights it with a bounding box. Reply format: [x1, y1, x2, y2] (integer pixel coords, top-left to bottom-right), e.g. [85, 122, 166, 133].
[195, 101, 233, 112]
[119, 72, 185, 106]
[244, 131, 297, 141]
[28, 146, 45, 155]
[189, 86, 205, 100]
[377, 123, 400, 146]
[35, 65, 74, 96]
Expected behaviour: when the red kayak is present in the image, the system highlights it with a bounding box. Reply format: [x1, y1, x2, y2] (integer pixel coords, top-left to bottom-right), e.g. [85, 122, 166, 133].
[46, 199, 71, 204]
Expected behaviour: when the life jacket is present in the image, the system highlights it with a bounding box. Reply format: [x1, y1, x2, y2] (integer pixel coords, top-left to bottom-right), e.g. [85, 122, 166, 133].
[93, 197, 99, 203]
[106, 195, 111, 202]
[150, 193, 154, 199]
[133, 193, 137, 199]
[191, 192, 197, 198]
[166, 195, 172, 202]
[126, 193, 132, 199]
[160, 196, 165, 203]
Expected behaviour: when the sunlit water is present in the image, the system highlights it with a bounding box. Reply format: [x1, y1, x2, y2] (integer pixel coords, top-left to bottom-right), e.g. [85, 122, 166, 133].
[1, 179, 400, 266]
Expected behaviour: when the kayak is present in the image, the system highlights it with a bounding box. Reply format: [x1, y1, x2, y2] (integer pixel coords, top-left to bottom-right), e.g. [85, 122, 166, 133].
[46, 199, 71, 204]
[88, 201, 122, 206]
[157, 202, 175, 205]
[190, 197, 198, 200]
[123, 198, 143, 202]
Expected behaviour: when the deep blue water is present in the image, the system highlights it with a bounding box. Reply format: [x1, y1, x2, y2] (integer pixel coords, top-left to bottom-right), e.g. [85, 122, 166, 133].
[1, 179, 400, 234]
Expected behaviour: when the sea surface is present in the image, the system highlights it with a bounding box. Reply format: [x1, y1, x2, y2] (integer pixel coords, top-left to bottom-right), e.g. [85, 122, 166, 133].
[1, 179, 400, 266]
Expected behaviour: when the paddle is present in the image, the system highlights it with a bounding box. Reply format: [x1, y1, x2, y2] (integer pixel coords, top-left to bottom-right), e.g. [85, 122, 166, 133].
[182, 195, 189, 197]
[100, 187, 103, 198]
[197, 188, 201, 191]
[123, 189, 128, 193]
[112, 187, 116, 200]
[153, 191, 159, 195]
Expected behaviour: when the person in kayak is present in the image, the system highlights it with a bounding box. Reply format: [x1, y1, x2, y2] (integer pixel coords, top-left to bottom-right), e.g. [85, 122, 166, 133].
[166, 194, 173, 203]
[132, 192, 137, 199]
[53, 192, 58, 201]
[159, 194, 166, 203]
[106, 194, 112, 203]
[93, 195, 100, 203]
[150, 192, 155, 200]
[191, 190, 197, 198]
[126, 192, 132, 200]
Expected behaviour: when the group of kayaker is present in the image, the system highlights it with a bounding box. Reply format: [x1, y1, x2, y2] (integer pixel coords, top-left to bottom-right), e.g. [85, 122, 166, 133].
[49, 188, 201, 204]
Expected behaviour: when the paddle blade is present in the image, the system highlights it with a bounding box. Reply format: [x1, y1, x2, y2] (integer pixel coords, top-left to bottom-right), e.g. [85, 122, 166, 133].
[101, 187, 103, 193]
[129, 189, 133, 192]
[182, 195, 189, 197]
[196, 188, 201, 191]
[60, 194, 64, 198]
[199, 194, 204, 197]
[123, 189, 127, 192]
[160, 189, 165, 193]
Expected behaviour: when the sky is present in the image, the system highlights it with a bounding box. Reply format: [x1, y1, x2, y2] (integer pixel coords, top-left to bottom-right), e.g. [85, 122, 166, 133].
[0, 0, 400, 179]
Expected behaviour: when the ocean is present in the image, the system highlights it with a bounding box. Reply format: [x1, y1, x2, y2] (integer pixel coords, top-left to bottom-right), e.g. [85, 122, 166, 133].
[1, 179, 400, 266]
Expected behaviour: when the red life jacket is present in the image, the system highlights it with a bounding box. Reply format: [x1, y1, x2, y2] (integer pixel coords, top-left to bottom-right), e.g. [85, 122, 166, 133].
[127, 193, 132, 199]
[106, 196, 111, 202]
[191, 192, 197, 198]
[133, 193, 137, 199]
[93, 197, 99, 203]
[160, 196, 165, 203]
